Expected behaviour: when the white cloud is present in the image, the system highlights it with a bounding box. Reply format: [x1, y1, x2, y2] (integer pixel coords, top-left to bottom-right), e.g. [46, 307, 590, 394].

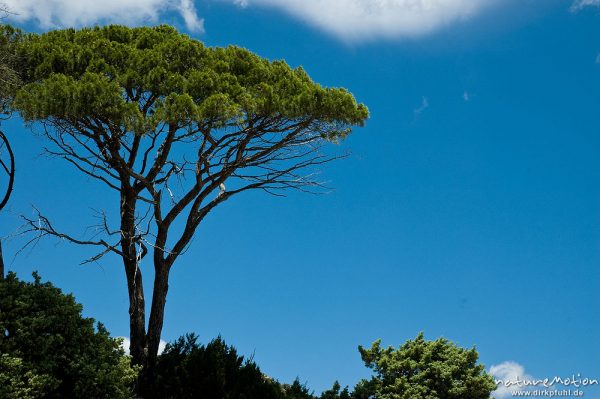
[158, 340, 167, 354]
[489, 361, 532, 399]
[570, 0, 600, 12]
[2, 0, 496, 42]
[2, 0, 203, 32]
[232, 0, 494, 41]
[119, 337, 167, 356]
[177, 0, 204, 32]
[119, 337, 132, 355]
[463, 91, 470, 101]
[596, 53, 600, 64]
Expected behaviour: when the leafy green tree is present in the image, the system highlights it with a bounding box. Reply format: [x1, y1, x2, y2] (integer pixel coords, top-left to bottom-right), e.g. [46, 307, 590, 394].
[353, 333, 496, 399]
[149, 333, 284, 399]
[10, 24, 368, 372]
[0, 272, 139, 398]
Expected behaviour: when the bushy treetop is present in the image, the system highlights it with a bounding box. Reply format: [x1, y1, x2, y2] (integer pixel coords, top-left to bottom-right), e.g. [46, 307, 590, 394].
[355, 333, 496, 399]
[13, 24, 368, 137]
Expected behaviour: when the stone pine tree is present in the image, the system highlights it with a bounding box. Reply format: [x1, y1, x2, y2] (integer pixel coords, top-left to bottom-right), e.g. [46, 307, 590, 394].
[11, 25, 368, 374]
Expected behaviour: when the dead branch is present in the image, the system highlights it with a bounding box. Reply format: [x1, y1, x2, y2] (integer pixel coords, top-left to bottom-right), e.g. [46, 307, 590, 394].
[31, 110, 346, 269]
[19, 207, 125, 264]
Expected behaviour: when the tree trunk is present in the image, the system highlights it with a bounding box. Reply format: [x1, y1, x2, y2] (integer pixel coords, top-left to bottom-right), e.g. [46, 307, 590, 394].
[136, 258, 171, 398]
[146, 261, 170, 367]
[119, 188, 148, 366]
[0, 240, 4, 280]
[125, 257, 147, 366]
[0, 130, 15, 213]
[0, 129, 15, 282]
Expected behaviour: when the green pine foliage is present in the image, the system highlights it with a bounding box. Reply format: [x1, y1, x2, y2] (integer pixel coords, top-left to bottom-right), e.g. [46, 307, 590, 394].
[354, 333, 497, 399]
[320, 381, 352, 399]
[12, 24, 368, 139]
[0, 354, 55, 399]
[282, 378, 317, 399]
[0, 24, 22, 116]
[0, 272, 139, 398]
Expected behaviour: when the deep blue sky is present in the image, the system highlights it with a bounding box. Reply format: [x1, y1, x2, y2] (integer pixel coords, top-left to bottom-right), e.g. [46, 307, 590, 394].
[2, 0, 600, 396]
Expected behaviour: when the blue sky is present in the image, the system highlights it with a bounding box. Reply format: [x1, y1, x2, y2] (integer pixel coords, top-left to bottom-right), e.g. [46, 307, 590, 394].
[2, 0, 600, 396]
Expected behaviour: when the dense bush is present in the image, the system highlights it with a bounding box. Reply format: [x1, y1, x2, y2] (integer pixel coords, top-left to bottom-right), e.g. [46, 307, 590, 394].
[0, 272, 138, 398]
[147, 334, 351, 399]
[147, 333, 283, 399]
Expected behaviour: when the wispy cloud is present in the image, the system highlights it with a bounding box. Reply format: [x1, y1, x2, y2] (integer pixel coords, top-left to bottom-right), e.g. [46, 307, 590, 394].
[463, 91, 471, 101]
[596, 53, 600, 64]
[119, 337, 167, 356]
[232, 0, 494, 42]
[570, 0, 600, 12]
[414, 96, 430, 115]
[2, 0, 204, 32]
[2, 0, 496, 41]
[177, 0, 204, 32]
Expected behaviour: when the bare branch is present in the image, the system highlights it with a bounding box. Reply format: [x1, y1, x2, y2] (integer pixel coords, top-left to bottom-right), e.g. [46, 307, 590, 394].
[19, 207, 125, 264]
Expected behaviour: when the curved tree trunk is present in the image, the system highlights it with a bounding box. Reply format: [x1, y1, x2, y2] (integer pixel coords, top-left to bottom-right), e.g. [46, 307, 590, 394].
[0, 129, 15, 280]
[0, 130, 14, 212]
